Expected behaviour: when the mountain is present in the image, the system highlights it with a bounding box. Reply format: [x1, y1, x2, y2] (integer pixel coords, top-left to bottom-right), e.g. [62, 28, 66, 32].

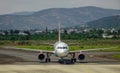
[0, 6, 120, 30]
[86, 15, 120, 28]
[10, 11, 34, 15]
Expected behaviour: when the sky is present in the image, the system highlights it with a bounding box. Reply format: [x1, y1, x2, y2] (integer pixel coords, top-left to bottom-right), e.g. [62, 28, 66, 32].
[0, 0, 120, 15]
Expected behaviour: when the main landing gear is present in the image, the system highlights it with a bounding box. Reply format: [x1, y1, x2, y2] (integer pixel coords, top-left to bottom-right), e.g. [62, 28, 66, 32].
[45, 53, 51, 63]
[71, 53, 76, 63]
[71, 58, 76, 63]
[45, 58, 51, 62]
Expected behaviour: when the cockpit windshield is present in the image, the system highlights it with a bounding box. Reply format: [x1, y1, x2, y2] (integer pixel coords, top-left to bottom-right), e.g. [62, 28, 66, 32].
[63, 47, 67, 49]
[57, 47, 67, 49]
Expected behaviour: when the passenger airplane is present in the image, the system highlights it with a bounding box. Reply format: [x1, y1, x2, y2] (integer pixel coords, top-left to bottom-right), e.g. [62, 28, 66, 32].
[38, 23, 114, 63]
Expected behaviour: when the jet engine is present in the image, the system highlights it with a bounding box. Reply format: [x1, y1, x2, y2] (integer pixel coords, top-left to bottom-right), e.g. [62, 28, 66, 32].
[38, 54, 45, 60]
[78, 54, 85, 60]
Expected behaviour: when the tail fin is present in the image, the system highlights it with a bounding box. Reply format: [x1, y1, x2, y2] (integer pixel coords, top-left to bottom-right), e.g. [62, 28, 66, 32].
[58, 22, 61, 42]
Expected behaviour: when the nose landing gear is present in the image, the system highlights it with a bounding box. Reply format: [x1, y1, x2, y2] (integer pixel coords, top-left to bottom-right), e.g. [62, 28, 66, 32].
[58, 59, 74, 64]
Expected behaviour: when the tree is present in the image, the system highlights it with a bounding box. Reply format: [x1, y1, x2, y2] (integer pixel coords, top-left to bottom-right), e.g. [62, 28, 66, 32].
[14, 30, 19, 35]
[10, 30, 14, 35]
[4, 31, 9, 35]
[118, 29, 120, 35]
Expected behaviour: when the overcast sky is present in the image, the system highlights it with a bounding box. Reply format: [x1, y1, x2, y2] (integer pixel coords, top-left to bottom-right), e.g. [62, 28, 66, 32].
[0, 0, 120, 15]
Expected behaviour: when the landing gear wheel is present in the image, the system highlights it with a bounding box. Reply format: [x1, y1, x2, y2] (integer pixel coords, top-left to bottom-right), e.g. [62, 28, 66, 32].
[71, 58, 76, 63]
[58, 59, 64, 64]
[45, 58, 51, 63]
[48, 58, 51, 62]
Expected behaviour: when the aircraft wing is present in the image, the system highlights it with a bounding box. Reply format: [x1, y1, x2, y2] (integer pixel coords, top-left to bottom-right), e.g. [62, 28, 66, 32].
[37, 50, 54, 54]
[4, 46, 54, 54]
[69, 47, 117, 53]
[20, 48, 54, 54]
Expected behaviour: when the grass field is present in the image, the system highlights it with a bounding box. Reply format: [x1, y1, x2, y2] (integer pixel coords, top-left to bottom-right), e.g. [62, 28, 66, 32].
[0, 39, 120, 52]
[16, 45, 120, 52]
[113, 54, 120, 59]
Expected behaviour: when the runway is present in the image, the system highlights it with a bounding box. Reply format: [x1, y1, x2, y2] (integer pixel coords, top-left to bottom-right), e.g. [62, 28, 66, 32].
[0, 47, 120, 73]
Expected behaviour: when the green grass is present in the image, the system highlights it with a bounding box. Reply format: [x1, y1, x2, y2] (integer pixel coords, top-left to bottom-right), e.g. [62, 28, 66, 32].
[16, 45, 120, 52]
[0, 39, 120, 46]
[113, 54, 120, 59]
[0, 39, 120, 52]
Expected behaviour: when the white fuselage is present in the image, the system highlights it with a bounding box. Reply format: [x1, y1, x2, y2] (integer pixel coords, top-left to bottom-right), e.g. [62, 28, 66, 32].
[54, 41, 69, 58]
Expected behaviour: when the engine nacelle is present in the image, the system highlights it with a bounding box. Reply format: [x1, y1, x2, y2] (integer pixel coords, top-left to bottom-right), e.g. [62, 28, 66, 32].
[38, 54, 45, 60]
[78, 54, 85, 60]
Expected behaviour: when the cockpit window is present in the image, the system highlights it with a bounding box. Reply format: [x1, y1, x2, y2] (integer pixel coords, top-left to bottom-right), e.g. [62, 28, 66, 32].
[63, 47, 67, 49]
[57, 47, 62, 49]
[57, 47, 67, 49]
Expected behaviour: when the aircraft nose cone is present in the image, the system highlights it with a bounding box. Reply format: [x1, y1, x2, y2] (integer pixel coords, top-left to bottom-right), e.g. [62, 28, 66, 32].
[59, 50, 64, 53]
[58, 50, 67, 54]
[57, 49, 68, 57]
